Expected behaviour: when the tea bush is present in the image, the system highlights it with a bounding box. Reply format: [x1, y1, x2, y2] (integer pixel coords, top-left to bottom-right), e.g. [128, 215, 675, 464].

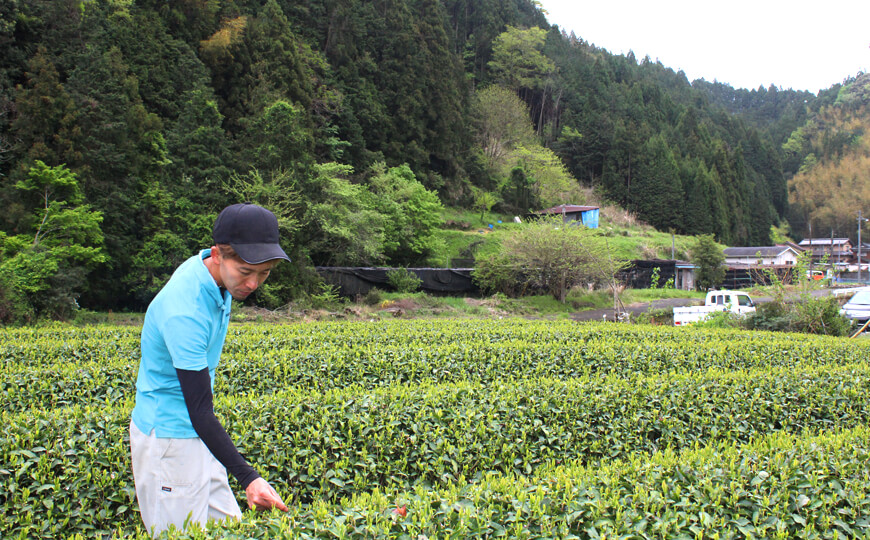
[3, 320, 870, 537]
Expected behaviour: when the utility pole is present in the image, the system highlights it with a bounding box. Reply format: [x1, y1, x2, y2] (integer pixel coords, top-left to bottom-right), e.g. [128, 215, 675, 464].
[860, 211, 866, 283]
[808, 222, 813, 275]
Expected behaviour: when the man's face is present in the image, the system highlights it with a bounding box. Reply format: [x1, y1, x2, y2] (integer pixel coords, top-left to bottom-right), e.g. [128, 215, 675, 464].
[211, 249, 277, 301]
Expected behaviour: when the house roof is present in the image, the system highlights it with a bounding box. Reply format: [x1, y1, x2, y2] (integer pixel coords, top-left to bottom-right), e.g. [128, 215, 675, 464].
[536, 204, 600, 214]
[799, 238, 852, 246]
[724, 246, 797, 258]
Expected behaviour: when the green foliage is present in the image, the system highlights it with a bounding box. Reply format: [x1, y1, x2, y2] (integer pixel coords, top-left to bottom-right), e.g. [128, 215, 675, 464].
[236, 100, 313, 176]
[0, 162, 106, 321]
[302, 281, 342, 311]
[692, 309, 742, 329]
[648, 266, 661, 290]
[470, 187, 500, 222]
[165, 88, 231, 201]
[362, 287, 384, 306]
[386, 268, 422, 293]
[304, 162, 386, 266]
[632, 307, 673, 325]
[487, 26, 555, 92]
[4, 321, 870, 537]
[744, 296, 851, 336]
[367, 164, 445, 265]
[0, 0, 850, 313]
[474, 216, 628, 302]
[690, 234, 725, 291]
[512, 144, 582, 208]
[471, 85, 536, 171]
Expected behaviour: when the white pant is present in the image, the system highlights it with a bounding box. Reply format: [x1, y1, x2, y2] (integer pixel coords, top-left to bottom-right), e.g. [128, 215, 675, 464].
[130, 420, 242, 536]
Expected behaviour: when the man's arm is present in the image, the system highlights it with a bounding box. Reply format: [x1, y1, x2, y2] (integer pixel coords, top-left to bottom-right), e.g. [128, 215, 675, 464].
[176, 367, 288, 511]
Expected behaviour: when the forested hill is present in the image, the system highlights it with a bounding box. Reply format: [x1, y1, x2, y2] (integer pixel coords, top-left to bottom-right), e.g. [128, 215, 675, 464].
[0, 0, 864, 317]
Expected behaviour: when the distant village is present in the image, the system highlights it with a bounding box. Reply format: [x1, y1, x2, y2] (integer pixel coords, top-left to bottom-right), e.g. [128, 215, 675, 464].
[530, 204, 868, 291]
[621, 236, 869, 292]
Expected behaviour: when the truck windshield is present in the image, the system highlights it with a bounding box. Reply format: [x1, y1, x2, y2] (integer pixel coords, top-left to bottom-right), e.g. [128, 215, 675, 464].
[848, 290, 870, 306]
[737, 295, 752, 306]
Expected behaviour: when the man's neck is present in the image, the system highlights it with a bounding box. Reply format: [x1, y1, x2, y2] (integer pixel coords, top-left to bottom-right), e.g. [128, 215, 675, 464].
[203, 249, 224, 288]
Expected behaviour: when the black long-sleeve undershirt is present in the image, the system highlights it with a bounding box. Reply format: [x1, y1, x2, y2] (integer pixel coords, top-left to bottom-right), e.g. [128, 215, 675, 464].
[176, 367, 260, 489]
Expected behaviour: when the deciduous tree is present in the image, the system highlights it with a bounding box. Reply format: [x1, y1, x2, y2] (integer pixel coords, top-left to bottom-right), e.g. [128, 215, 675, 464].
[0, 161, 105, 321]
[474, 216, 626, 302]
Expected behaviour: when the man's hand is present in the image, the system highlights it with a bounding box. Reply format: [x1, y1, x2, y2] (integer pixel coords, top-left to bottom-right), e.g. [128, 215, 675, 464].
[245, 478, 289, 512]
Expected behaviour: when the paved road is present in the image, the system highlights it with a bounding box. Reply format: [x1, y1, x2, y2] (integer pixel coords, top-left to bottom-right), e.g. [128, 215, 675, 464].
[571, 288, 844, 322]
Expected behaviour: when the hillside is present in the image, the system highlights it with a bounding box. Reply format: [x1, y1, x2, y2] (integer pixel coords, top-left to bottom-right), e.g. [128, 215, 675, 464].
[785, 73, 870, 242]
[433, 203, 702, 269]
[0, 0, 861, 317]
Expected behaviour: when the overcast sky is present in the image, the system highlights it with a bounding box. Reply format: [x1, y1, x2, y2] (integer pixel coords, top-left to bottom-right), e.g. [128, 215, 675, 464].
[536, 0, 870, 93]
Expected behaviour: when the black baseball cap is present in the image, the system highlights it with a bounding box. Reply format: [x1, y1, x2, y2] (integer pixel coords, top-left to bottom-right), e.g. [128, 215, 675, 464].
[212, 203, 290, 264]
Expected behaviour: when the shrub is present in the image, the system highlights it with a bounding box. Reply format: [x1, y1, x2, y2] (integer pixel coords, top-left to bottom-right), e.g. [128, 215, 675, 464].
[362, 287, 384, 306]
[743, 297, 850, 336]
[633, 308, 672, 325]
[304, 282, 342, 310]
[694, 309, 742, 329]
[744, 301, 793, 333]
[386, 268, 422, 293]
[473, 216, 627, 302]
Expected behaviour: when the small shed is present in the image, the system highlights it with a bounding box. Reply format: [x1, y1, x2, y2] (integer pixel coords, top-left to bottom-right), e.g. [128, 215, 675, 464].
[675, 261, 696, 291]
[532, 204, 599, 228]
[617, 259, 695, 291]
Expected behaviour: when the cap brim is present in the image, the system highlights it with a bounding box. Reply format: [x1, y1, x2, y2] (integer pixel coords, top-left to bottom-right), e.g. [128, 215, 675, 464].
[231, 243, 291, 264]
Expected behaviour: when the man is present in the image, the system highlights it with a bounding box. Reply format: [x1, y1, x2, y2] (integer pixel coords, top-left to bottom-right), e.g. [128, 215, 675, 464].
[130, 202, 289, 535]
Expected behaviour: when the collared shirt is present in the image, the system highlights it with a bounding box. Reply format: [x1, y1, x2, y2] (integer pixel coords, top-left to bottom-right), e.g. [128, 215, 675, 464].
[132, 249, 232, 438]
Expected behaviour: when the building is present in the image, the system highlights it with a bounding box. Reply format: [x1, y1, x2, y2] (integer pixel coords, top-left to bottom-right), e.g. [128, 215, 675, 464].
[617, 259, 696, 291]
[850, 243, 870, 265]
[532, 204, 599, 228]
[798, 238, 853, 263]
[723, 246, 801, 267]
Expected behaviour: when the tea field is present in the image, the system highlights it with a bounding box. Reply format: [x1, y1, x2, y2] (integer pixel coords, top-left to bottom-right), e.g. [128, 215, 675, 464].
[3, 320, 870, 538]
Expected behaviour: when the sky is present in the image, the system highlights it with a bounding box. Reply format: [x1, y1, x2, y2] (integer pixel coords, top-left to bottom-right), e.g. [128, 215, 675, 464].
[536, 0, 870, 93]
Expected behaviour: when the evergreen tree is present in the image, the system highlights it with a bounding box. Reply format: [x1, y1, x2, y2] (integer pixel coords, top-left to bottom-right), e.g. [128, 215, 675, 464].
[690, 234, 725, 291]
[62, 44, 170, 308]
[10, 48, 78, 171]
[631, 135, 684, 231]
[165, 88, 232, 208]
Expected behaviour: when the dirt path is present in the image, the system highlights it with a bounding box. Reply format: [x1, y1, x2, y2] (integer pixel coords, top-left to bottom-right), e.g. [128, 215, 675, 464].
[571, 297, 699, 322]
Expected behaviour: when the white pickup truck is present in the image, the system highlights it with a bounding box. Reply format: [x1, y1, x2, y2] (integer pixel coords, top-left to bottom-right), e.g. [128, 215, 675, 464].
[673, 290, 757, 326]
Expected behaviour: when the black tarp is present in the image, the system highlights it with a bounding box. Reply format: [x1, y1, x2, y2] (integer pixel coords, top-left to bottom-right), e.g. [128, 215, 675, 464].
[616, 260, 678, 288]
[316, 267, 479, 297]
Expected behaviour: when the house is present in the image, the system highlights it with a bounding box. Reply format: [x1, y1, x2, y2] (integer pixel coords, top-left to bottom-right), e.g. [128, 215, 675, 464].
[723, 246, 801, 267]
[532, 204, 599, 228]
[798, 238, 853, 263]
[777, 241, 806, 254]
[850, 243, 870, 264]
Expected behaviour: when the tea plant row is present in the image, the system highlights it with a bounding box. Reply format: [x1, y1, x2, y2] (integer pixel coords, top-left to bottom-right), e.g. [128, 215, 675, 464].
[2, 321, 870, 537]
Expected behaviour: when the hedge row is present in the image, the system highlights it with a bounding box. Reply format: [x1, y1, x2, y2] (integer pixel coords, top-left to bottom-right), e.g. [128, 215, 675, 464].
[4, 321, 869, 411]
[5, 362, 870, 537]
[77, 426, 870, 539]
[2, 321, 864, 372]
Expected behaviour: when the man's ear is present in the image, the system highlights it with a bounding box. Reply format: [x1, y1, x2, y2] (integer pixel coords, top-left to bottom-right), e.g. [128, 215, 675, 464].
[209, 245, 222, 264]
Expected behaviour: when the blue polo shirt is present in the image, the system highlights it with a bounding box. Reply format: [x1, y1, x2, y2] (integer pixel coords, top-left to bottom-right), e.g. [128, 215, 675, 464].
[132, 250, 232, 438]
